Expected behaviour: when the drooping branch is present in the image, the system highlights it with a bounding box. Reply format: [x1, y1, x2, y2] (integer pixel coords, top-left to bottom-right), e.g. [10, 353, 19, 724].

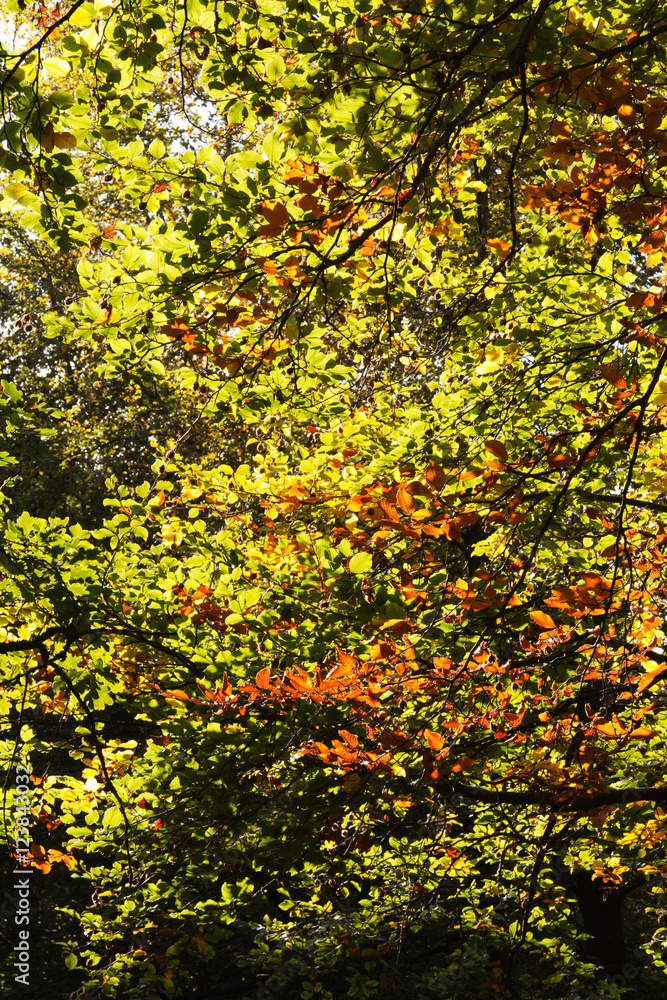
[450, 780, 667, 811]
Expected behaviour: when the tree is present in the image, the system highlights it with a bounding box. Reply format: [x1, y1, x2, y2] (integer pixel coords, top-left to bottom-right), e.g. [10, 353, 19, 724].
[0, 61, 236, 525]
[2, 0, 667, 997]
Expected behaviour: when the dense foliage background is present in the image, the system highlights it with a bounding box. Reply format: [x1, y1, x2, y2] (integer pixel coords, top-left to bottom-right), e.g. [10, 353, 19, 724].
[2, 0, 667, 997]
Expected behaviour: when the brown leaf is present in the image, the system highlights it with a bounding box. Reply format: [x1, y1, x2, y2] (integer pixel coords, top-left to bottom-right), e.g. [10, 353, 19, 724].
[485, 440, 508, 462]
[425, 460, 447, 491]
[599, 365, 626, 389]
[40, 128, 55, 154]
[617, 103, 636, 123]
[54, 132, 77, 150]
[161, 319, 190, 340]
[257, 200, 290, 237]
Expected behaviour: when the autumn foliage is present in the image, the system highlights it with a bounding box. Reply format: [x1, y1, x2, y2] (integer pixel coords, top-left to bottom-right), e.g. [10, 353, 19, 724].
[3, 0, 667, 998]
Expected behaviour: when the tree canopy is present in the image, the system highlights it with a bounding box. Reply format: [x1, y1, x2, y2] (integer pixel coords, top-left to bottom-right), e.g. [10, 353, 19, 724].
[2, 0, 667, 997]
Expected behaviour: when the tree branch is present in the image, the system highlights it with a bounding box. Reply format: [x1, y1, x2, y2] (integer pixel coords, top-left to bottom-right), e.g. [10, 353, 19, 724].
[450, 779, 667, 811]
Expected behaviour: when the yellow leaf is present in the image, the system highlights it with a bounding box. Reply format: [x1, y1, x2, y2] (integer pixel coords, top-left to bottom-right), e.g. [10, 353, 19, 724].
[4, 182, 28, 200]
[68, 4, 93, 26]
[42, 57, 71, 79]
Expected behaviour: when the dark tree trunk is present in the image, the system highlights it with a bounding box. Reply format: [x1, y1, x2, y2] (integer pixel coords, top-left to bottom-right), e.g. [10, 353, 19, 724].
[572, 870, 626, 976]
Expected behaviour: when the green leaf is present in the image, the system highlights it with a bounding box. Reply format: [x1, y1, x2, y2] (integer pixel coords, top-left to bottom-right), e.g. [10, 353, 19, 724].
[263, 132, 285, 162]
[349, 551, 373, 575]
[265, 53, 285, 83]
[149, 138, 166, 159]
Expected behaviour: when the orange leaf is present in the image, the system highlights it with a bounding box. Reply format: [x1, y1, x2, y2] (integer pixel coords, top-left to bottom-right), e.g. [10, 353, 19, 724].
[165, 689, 190, 701]
[487, 238, 511, 260]
[485, 440, 508, 462]
[286, 668, 313, 691]
[595, 714, 627, 738]
[450, 756, 476, 772]
[626, 291, 659, 310]
[617, 103, 636, 122]
[379, 499, 400, 521]
[637, 664, 667, 693]
[339, 729, 358, 749]
[326, 661, 355, 683]
[259, 257, 279, 275]
[529, 610, 556, 630]
[221, 672, 233, 697]
[423, 729, 443, 751]
[256, 667, 270, 689]
[92, 306, 113, 328]
[258, 200, 290, 237]
[283, 166, 306, 183]
[336, 648, 357, 670]
[504, 705, 526, 728]
[382, 618, 415, 638]
[396, 485, 416, 514]
[296, 192, 320, 211]
[283, 254, 302, 277]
